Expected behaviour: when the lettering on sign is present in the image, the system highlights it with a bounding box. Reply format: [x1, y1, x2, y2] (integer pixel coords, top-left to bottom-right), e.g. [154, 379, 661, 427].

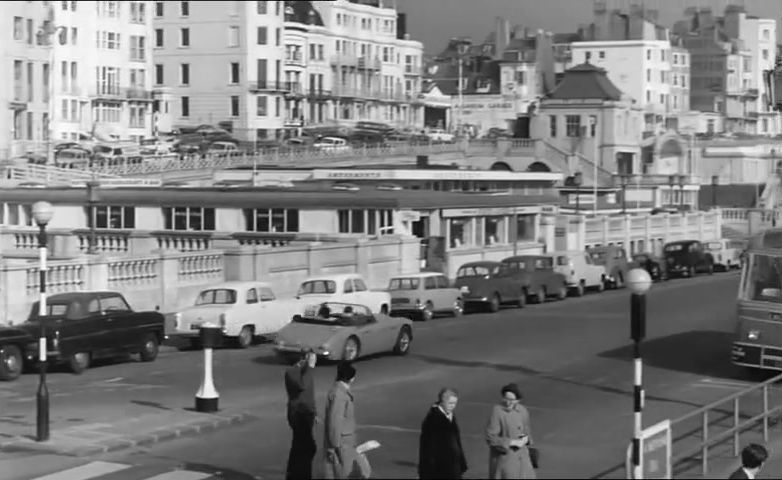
[325, 171, 384, 179]
[458, 102, 514, 110]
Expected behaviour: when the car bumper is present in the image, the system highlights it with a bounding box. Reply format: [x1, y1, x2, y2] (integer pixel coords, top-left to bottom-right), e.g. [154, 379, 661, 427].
[732, 342, 782, 370]
[461, 295, 490, 304]
[390, 307, 425, 317]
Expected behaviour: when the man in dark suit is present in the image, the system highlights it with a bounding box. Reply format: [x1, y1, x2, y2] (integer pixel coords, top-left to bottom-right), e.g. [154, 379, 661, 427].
[285, 349, 318, 480]
[729, 443, 768, 479]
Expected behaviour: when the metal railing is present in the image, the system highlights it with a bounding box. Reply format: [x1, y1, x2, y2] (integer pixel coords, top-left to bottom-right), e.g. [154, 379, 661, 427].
[670, 372, 782, 476]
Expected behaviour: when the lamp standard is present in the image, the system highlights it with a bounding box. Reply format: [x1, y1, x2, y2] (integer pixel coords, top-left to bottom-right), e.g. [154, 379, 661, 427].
[621, 174, 629, 214]
[667, 175, 676, 208]
[86, 181, 100, 254]
[711, 175, 719, 210]
[678, 174, 686, 208]
[32, 201, 54, 442]
[627, 268, 652, 480]
[574, 171, 583, 214]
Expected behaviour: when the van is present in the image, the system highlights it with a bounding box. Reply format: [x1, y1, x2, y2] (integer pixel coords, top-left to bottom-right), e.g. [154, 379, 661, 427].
[544, 251, 607, 296]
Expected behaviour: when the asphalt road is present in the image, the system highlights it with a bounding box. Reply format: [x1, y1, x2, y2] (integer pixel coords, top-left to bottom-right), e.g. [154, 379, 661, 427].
[0, 272, 751, 479]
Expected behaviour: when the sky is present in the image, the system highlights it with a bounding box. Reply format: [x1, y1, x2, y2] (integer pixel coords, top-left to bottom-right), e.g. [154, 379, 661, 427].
[395, 0, 782, 54]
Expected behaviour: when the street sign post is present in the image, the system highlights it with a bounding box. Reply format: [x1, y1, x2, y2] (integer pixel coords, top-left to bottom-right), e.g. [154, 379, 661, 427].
[626, 419, 672, 479]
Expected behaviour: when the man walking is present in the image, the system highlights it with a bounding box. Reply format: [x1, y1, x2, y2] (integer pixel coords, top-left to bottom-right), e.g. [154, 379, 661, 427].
[285, 349, 318, 480]
[323, 362, 358, 479]
[729, 444, 768, 479]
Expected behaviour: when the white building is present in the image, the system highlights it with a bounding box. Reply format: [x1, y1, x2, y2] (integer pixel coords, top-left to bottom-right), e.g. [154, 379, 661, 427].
[737, 12, 780, 135]
[1, 0, 155, 158]
[569, 40, 690, 134]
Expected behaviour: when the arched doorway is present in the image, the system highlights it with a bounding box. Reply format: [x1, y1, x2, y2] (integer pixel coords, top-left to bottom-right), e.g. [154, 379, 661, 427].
[526, 161, 552, 172]
[490, 162, 513, 171]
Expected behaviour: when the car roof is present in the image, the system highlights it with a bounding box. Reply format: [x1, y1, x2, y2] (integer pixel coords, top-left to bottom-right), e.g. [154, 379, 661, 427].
[587, 245, 621, 251]
[303, 274, 361, 282]
[390, 272, 443, 278]
[665, 240, 698, 245]
[45, 291, 125, 302]
[458, 261, 501, 267]
[546, 251, 587, 256]
[199, 281, 272, 290]
[502, 255, 545, 261]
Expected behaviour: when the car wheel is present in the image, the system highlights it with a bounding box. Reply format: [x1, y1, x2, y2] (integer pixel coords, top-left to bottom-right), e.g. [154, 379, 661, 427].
[0, 345, 23, 381]
[69, 352, 90, 374]
[517, 289, 527, 308]
[343, 337, 361, 361]
[393, 327, 412, 355]
[489, 293, 501, 313]
[707, 263, 714, 275]
[421, 302, 434, 322]
[237, 326, 254, 349]
[574, 281, 585, 297]
[139, 333, 159, 362]
[688, 266, 696, 277]
[536, 288, 546, 304]
[380, 304, 389, 315]
[557, 284, 567, 301]
[452, 299, 464, 317]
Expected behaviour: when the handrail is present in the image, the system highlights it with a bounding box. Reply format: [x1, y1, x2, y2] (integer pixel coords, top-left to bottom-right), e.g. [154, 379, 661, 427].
[669, 372, 782, 476]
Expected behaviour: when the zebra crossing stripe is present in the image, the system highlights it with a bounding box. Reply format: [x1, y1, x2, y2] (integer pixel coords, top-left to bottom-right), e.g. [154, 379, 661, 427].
[144, 471, 216, 480]
[30, 461, 132, 480]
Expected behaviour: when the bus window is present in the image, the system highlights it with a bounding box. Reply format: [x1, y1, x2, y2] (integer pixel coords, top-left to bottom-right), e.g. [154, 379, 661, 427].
[745, 254, 782, 303]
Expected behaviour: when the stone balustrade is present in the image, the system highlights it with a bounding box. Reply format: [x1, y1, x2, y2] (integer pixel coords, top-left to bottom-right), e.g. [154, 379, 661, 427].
[0, 236, 421, 325]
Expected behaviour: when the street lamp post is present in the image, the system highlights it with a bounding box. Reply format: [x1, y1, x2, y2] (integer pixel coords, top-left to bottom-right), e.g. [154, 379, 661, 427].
[678, 174, 686, 208]
[627, 268, 652, 480]
[86, 181, 100, 254]
[574, 171, 583, 214]
[621, 174, 629, 214]
[32, 201, 54, 442]
[667, 175, 676, 208]
[711, 175, 719, 210]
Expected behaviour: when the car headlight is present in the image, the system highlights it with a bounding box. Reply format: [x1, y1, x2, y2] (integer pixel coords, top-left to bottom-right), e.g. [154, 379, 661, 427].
[748, 330, 760, 340]
[460, 286, 470, 294]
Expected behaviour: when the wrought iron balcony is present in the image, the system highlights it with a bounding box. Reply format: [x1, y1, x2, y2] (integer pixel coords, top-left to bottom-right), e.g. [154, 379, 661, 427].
[249, 81, 296, 92]
[126, 87, 153, 100]
[306, 88, 333, 98]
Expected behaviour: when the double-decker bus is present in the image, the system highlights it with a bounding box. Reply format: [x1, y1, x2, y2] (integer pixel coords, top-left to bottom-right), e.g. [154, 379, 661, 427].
[733, 228, 782, 370]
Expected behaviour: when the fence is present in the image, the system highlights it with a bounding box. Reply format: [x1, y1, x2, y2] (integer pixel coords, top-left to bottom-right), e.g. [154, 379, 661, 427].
[0, 236, 421, 325]
[669, 372, 782, 477]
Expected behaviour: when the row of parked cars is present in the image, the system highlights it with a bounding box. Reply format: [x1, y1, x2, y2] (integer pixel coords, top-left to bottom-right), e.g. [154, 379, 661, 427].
[0, 238, 744, 381]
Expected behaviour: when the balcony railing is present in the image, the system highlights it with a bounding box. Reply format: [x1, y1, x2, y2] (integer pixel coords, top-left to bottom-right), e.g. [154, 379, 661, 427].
[126, 87, 153, 100]
[285, 52, 304, 66]
[611, 173, 697, 187]
[306, 88, 333, 98]
[283, 82, 303, 96]
[331, 54, 358, 66]
[358, 56, 381, 70]
[91, 85, 123, 99]
[249, 81, 295, 92]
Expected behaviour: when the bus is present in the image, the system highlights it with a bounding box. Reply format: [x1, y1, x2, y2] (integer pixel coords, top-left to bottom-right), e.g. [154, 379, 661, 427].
[732, 228, 782, 370]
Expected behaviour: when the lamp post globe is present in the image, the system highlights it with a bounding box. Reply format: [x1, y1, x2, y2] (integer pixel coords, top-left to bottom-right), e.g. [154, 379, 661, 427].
[32, 201, 54, 227]
[627, 268, 652, 296]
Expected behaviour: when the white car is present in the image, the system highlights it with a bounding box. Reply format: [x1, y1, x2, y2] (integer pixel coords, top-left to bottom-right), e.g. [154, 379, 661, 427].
[313, 136, 351, 153]
[296, 274, 391, 315]
[704, 239, 745, 271]
[545, 251, 607, 296]
[207, 141, 239, 155]
[426, 129, 455, 143]
[166, 281, 303, 349]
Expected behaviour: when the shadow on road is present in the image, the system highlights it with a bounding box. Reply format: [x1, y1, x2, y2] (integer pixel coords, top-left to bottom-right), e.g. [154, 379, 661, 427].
[598, 330, 772, 381]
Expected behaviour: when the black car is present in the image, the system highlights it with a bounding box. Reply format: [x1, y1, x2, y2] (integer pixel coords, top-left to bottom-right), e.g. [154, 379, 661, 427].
[18, 291, 165, 375]
[629, 252, 667, 281]
[662, 240, 715, 277]
[0, 327, 36, 380]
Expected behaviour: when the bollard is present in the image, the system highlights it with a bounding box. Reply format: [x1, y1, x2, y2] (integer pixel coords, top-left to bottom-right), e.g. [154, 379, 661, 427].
[195, 322, 222, 412]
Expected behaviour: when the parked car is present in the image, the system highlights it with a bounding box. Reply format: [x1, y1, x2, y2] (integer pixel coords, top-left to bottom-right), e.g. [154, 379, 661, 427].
[453, 261, 526, 312]
[387, 273, 462, 321]
[545, 251, 607, 296]
[501, 255, 569, 304]
[629, 252, 667, 281]
[140, 138, 175, 155]
[54, 148, 91, 169]
[313, 136, 351, 153]
[587, 245, 630, 289]
[274, 302, 412, 362]
[166, 282, 303, 349]
[295, 274, 391, 315]
[17, 291, 164, 374]
[0, 326, 36, 380]
[426, 128, 455, 143]
[704, 239, 745, 271]
[662, 240, 715, 277]
[206, 141, 240, 155]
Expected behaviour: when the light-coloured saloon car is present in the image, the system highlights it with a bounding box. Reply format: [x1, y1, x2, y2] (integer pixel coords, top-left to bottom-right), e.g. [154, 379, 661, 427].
[296, 274, 391, 315]
[167, 282, 303, 349]
[387, 273, 463, 321]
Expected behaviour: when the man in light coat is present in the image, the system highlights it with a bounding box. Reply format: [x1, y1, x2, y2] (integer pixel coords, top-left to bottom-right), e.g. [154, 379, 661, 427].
[323, 362, 358, 479]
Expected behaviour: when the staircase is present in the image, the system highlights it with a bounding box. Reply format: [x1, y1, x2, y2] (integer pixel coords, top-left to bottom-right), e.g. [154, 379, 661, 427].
[541, 140, 614, 185]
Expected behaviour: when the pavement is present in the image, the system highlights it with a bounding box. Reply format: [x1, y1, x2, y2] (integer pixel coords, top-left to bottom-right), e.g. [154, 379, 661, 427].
[1, 271, 780, 479]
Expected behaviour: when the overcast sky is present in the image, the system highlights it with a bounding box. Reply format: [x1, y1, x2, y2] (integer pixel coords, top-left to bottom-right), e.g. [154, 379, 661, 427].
[395, 0, 782, 54]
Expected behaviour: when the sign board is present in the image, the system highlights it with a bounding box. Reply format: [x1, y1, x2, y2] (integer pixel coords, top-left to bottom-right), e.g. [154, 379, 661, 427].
[625, 420, 672, 479]
[399, 210, 421, 222]
[626, 189, 654, 202]
[567, 194, 596, 205]
[70, 178, 162, 188]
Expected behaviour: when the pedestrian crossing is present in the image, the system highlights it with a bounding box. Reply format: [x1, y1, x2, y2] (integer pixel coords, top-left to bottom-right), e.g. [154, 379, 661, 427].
[26, 460, 229, 480]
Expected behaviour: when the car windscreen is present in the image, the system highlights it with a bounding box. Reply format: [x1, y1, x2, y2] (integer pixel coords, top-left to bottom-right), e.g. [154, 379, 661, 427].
[388, 278, 420, 290]
[456, 265, 497, 277]
[589, 251, 607, 263]
[664, 244, 684, 252]
[195, 289, 237, 305]
[705, 242, 722, 250]
[298, 280, 337, 295]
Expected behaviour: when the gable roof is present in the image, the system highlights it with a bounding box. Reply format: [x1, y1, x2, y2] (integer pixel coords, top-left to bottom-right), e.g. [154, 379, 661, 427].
[547, 63, 623, 101]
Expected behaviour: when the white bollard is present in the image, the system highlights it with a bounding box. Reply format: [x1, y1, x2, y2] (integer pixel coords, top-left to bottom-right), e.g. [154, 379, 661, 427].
[195, 322, 221, 412]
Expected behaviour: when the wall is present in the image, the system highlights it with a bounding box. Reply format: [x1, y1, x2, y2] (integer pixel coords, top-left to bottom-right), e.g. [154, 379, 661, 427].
[0, 236, 421, 325]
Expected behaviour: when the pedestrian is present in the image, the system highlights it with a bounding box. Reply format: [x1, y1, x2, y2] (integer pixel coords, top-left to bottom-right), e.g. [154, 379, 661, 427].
[284, 349, 318, 480]
[729, 443, 768, 479]
[323, 361, 358, 479]
[485, 383, 536, 479]
[418, 387, 468, 479]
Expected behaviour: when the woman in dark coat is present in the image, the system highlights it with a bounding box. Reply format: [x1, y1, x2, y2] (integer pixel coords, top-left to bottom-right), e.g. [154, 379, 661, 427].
[418, 387, 468, 479]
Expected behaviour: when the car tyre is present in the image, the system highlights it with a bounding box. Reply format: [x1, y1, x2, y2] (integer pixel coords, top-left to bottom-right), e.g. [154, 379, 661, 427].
[380, 304, 389, 315]
[535, 288, 546, 304]
[557, 284, 567, 301]
[574, 281, 585, 297]
[139, 333, 159, 362]
[688, 266, 696, 277]
[69, 352, 90, 374]
[237, 326, 254, 349]
[452, 299, 464, 317]
[517, 289, 527, 309]
[421, 302, 434, 322]
[393, 327, 412, 355]
[707, 263, 714, 275]
[343, 337, 361, 361]
[489, 293, 501, 313]
[0, 345, 23, 381]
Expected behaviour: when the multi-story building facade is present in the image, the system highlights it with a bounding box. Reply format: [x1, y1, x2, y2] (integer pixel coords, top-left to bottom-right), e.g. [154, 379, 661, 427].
[1, 0, 155, 158]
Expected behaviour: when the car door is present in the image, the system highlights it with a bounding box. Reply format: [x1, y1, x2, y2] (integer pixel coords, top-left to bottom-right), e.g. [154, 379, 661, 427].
[98, 294, 136, 352]
[433, 275, 453, 311]
[539, 257, 559, 293]
[65, 297, 110, 357]
[258, 286, 287, 334]
[241, 287, 260, 332]
[352, 278, 371, 308]
[581, 254, 600, 286]
[423, 276, 439, 310]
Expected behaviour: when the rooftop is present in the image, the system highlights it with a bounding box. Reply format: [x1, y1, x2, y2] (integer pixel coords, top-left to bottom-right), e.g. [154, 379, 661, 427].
[546, 63, 623, 101]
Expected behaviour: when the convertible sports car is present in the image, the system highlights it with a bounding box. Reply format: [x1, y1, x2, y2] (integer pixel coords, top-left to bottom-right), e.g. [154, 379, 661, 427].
[273, 302, 413, 362]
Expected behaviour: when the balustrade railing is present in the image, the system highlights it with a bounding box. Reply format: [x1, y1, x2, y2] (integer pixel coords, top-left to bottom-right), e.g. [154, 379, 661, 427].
[74, 229, 131, 253]
[107, 257, 158, 286]
[177, 253, 223, 282]
[583, 211, 720, 248]
[25, 261, 85, 297]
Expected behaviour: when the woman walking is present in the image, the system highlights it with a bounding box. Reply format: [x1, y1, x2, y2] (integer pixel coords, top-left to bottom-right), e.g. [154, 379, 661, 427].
[418, 387, 468, 479]
[485, 383, 536, 479]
